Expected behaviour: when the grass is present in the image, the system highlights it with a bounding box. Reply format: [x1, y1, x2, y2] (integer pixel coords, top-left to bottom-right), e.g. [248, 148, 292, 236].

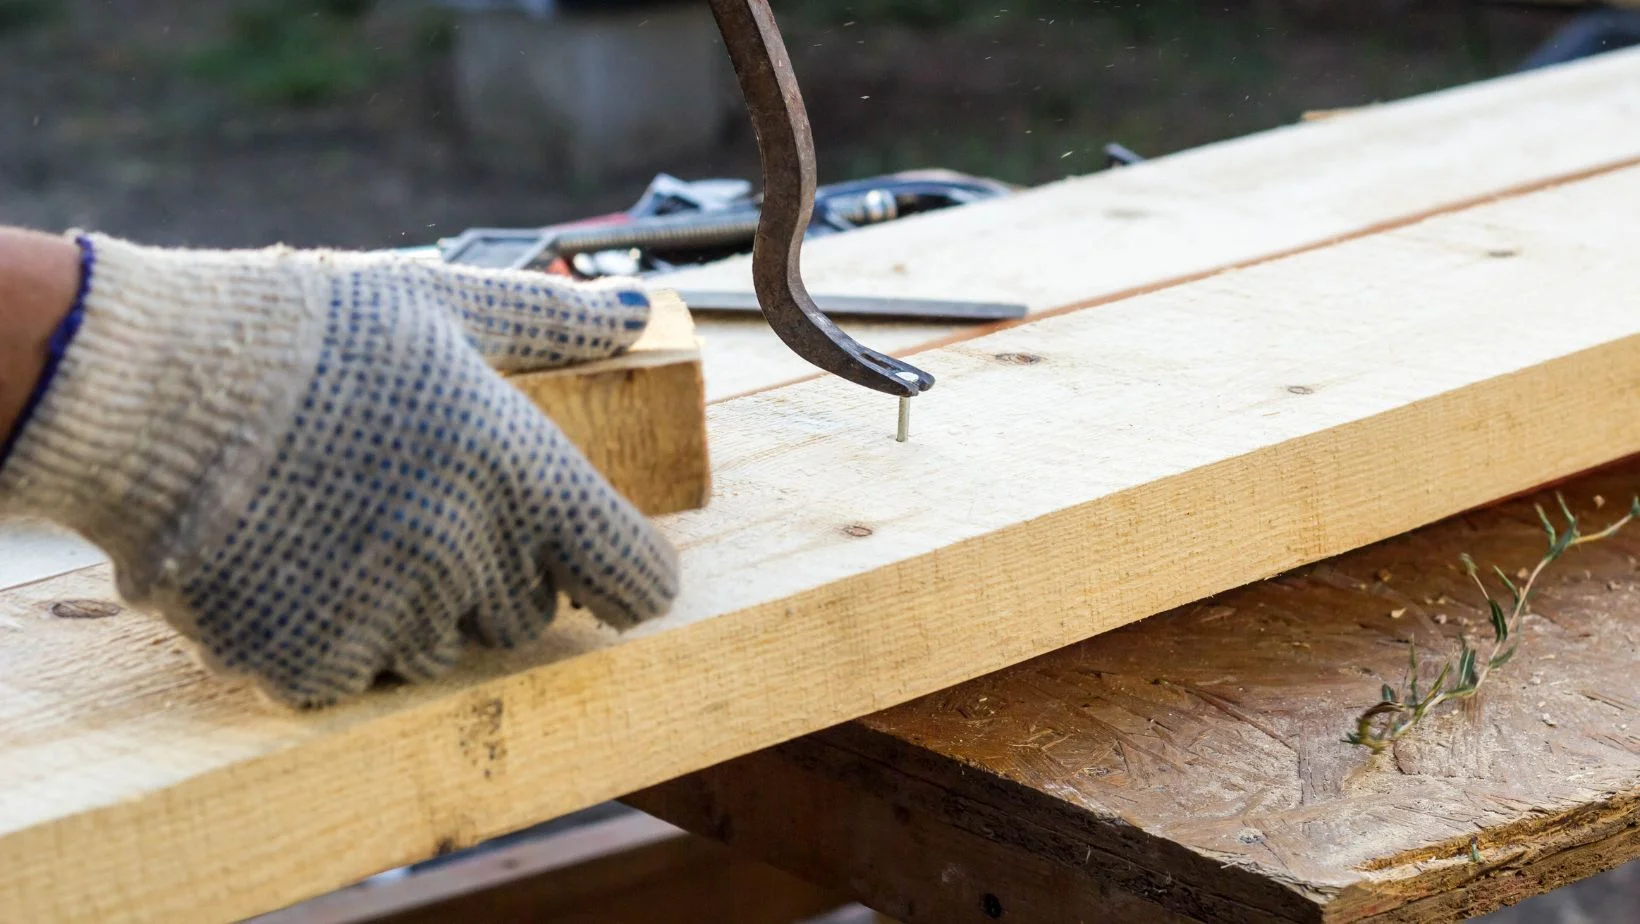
[0, 0, 57, 35]
[782, 0, 1226, 35]
[128, 0, 1561, 190]
[184, 0, 396, 107]
[1346, 494, 1640, 754]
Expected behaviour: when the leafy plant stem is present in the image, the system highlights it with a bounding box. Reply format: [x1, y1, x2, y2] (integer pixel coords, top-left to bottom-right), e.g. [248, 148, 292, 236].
[1346, 493, 1639, 753]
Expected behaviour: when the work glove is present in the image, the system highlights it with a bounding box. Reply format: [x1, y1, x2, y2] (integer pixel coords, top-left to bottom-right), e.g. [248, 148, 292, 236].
[0, 232, 680, 707]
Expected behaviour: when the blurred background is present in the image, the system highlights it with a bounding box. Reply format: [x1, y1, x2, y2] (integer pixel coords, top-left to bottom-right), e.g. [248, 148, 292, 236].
[4, 1, 1639, 920]
[0, 0, 1630, 252]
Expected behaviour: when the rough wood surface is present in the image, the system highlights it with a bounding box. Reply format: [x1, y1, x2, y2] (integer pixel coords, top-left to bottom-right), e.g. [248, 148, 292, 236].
[657, 46, 1640, 401]
[635, 459, 1640, 923]
[504, 289, 709, 516]
[6, 162, 1640, 923]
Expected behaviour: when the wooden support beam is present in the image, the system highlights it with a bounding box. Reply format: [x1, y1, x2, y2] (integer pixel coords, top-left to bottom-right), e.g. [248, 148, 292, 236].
[506, 290, 709, 516]
[631, 457, 1640, 923]
[7, 157, 1640, 922]
[257, 809, 848, 924]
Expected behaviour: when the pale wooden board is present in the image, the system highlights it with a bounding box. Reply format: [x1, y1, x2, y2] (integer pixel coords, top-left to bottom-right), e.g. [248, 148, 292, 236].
[7, 163, 1640, 922]
[633, 460, 1640, 923]
[662, 46, 1640, 401]
[504, 290, 710, 516]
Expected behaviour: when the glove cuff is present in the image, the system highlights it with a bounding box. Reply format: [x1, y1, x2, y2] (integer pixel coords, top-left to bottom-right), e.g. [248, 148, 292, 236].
[0, 232, 324, 593]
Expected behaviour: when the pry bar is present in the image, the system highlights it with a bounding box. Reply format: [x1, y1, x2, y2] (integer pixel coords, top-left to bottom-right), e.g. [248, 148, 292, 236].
[707, 0, 934, 401]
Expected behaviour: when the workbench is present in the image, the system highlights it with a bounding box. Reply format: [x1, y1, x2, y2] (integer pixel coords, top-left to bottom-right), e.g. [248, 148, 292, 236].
[5, 47, 1640, 924]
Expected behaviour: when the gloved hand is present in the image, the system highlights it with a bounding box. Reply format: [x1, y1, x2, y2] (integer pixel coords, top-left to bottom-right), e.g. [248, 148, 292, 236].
[0, 232, 680, 707]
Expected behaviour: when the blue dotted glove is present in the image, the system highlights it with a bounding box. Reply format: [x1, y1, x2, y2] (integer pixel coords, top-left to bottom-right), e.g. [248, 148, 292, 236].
[0, 232, 681, 707]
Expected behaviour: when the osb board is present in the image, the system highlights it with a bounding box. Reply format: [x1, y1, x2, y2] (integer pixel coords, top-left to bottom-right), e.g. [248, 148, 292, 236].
[638, 458, 1640, 922]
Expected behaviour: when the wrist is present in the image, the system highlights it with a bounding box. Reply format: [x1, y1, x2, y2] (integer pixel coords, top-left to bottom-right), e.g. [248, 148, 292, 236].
[0, 233, 324, 594]
[0, 229, 87, 467]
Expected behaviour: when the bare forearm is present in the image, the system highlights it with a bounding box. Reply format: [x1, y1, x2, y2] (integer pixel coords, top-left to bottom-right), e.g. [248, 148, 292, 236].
[0, 227, 81, 446]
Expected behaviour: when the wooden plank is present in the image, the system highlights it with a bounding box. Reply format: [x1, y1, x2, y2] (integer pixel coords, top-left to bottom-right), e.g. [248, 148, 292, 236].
[258, 809, 848, 924]
[6, 162, 1640, 923]
[634, 458, 1640, 923]
[505, 289, 710, 516]
[662, 47, 1640, 401]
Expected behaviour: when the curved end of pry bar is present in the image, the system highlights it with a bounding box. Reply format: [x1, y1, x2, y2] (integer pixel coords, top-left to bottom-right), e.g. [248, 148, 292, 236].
[709, 0, 935, 400]
[760, 276, 935, 398]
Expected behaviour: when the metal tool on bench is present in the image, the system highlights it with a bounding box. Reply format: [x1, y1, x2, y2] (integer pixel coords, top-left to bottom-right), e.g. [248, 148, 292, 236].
[671, 290, 1027, 323]
[438, 171, 1027, 332]
[439, 170, 1018, 280]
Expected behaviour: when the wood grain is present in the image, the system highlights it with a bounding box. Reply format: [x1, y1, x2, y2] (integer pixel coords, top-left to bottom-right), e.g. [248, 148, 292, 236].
[505, 289, 709, 516]
[636, 459, 1640, 923]
[7, 163, 1640, 923]
[659, 46, 1640, 401]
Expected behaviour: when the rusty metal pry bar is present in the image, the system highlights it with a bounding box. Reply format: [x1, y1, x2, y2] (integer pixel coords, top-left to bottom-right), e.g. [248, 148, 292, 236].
[706, 0, 935, 404]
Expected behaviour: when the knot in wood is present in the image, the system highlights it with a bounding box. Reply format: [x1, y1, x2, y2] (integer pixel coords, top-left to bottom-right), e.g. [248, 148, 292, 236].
[994, 352, 1043, 366]
[50, 600, 122, 619]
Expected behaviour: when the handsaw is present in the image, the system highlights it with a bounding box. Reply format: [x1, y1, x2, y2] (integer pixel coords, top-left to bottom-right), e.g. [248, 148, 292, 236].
[706, 0, 936, 402]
